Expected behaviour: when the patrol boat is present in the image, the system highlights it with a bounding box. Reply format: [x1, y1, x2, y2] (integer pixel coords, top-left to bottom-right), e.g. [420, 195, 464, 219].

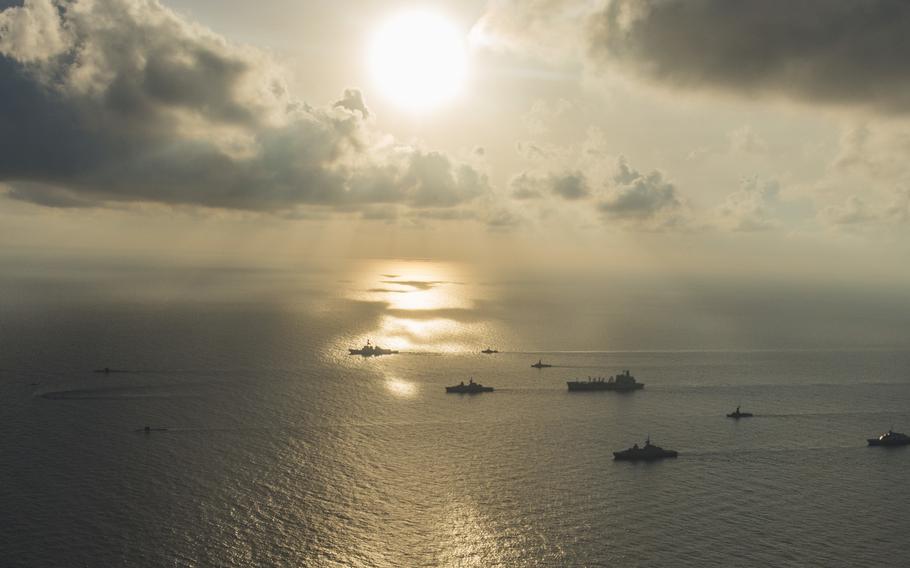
[567, 370, 643, 392]
[613, 436, 678, 461]
[446, 378, 494, 394]
[867, 429, 910, 447]
[348, 340, 398, 357]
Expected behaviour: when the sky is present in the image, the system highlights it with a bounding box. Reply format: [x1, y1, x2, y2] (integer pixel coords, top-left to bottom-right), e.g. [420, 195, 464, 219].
[1, 0, 910, 347]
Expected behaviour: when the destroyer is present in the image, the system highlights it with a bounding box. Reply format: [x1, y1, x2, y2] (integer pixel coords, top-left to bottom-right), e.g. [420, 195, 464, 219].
[613, 436, 678, 461]
[481, 348, 499, 354]
[531, 359, 552, 368]
[567, 370, 643, 392]
[867, 429, 910, 447]
[348, 340, 398, 357]
[446, 378, 494, 394]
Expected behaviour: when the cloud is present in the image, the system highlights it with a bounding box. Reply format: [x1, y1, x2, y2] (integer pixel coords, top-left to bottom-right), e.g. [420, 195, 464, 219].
[588, 0, 910, 113]
[713, 177, 781, 231]
[820, 195, 878, 226]
[509, 171, 589, 200]
[333, 88, 370, 118]
[551, 172, 589, 200]
[598, 157, 683, 226]
[515, 142, 555, 161]
[469, 0, 596, 61]
[832, 124, 910, 182]
[0, 0, 487, 212]
[820, 188, 910, 228]
[0, 0, 69, 62]
[484, 208, 524, 229]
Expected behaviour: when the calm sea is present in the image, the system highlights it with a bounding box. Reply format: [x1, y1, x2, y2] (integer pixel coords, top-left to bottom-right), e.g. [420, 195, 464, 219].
[2, 265, 909, 567]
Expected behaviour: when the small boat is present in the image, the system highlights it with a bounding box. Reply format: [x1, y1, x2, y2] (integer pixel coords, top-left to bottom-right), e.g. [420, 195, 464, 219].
[138, 426, 169, 433]
[481, 348, 499, 354]
[445, 378, 494, 394]
[726, 406, 753, 418]
[94, 367, 128, 373]
[348, 340, 398, 357]
[531, 359, 552, 368]
[867, 429, 910, 447]
[614, 436, 678, 461]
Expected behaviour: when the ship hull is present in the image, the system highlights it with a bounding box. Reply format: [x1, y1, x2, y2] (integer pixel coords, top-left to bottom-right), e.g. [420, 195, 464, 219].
[348, 349, 398, 356]
[445, 386, 494, 394]
[867, 438, 910, 447]
[613, 450, 678, 461]
[567, 382, 644, 392]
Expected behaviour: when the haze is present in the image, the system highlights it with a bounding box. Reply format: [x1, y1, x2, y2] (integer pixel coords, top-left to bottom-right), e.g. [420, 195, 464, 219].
[2, 0, 909, 350]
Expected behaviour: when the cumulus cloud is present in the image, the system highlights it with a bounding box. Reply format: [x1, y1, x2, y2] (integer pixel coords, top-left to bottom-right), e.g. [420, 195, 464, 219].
[509, 171, 589, 200]
[714, 177, 781, 231]
[333, 88, 370, 118]
[598, 157, 683, 227]
[820, 188, 910, 228]
[832, 124, 910, 182]
[551, 172, 589, 200]
[0, 0, 69, 61]
[0, 0, 487, 212]
[588, 0, 910, 113]
[509, 172, 545, 200]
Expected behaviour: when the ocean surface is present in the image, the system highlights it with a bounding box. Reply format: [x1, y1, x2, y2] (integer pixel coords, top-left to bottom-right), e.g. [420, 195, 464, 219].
[2, 264, 909, 567]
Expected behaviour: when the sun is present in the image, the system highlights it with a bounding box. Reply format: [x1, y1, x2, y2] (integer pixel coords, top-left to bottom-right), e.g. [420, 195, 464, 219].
[368, 11, 467, 112]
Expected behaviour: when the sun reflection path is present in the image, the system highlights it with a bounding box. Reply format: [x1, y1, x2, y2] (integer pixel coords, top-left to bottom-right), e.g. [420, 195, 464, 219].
[349, 260, 498, 352]
[436, 501, 504, 567]
[385, 377, 417, 398]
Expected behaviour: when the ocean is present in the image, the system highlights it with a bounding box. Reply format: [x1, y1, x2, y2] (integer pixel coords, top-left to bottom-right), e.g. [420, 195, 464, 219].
[1, 262, 909, 567]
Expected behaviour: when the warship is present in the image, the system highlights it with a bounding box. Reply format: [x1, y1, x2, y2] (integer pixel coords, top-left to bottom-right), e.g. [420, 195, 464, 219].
[567, 370, 643, 392]
[446, 378, 494, 394]
[348, 340, 398, 357]
[613, 436, 678, 461]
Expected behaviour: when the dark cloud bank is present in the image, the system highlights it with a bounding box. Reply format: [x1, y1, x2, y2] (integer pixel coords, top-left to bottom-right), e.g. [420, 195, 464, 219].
[590, 0, 910, 112]
[0, 0, 488, 211]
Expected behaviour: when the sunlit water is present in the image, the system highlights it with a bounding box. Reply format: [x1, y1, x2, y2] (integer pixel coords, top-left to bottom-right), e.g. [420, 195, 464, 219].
[2, 264, 909, 567]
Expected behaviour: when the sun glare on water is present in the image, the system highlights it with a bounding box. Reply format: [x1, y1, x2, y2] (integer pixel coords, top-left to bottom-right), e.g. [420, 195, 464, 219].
[342, 260, 498, 352]
[368, 11, 468, 112]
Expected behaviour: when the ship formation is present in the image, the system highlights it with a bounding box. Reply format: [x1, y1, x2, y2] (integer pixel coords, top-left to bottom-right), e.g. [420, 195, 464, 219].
[334, 345, 904, 456]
